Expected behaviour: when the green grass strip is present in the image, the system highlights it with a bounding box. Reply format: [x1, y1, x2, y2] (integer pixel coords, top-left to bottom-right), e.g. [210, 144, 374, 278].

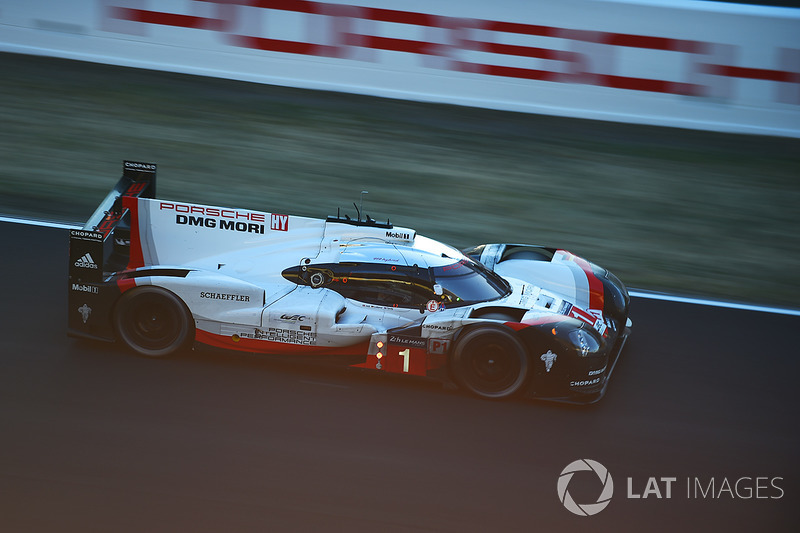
[1, 52, 798, 307]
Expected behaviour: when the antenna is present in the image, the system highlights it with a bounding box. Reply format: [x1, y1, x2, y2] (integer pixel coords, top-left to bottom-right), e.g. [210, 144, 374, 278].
[359, 190, 368, 222]
[326, 191, 392, 228]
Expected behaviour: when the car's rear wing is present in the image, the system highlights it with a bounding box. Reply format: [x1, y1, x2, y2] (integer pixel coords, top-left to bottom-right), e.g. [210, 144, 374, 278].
[69, 160, 156, 281]
[84, 160, 157, 235]
[68, 161, 156, 339]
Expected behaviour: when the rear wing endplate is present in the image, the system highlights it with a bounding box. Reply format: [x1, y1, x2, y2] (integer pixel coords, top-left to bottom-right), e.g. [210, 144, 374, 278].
[69, 160, 156, 282]
[85, 160, 156, 236]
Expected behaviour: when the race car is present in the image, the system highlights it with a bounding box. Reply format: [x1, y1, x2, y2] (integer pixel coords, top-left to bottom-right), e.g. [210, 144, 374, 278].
[68, 161, 631, 402]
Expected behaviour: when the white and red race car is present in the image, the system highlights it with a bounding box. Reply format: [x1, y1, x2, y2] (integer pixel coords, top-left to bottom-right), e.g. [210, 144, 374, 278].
[68, 161, 631, 402]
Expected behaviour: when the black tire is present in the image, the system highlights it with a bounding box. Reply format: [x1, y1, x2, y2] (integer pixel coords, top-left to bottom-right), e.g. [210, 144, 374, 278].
[450, 326, 528, 399]
[113, 286, 194, 357]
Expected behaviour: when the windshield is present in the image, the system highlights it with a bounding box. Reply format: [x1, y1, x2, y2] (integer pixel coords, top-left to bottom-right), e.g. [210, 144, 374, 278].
[432, 259, 510, 306]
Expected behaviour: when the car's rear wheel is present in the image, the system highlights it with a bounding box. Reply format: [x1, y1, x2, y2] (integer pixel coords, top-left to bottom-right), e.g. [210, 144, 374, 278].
[450, 326, 528, 399]
[113, 286, 194, 357]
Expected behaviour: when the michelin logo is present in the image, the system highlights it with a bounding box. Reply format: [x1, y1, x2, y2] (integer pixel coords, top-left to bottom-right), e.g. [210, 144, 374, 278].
[541, 350, 557, 372]
[74, 253, 98, 269]
[78, 304, 92, 324]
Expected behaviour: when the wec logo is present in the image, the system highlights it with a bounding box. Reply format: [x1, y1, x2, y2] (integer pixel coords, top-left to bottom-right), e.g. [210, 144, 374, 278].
[557, 459, 614, 516]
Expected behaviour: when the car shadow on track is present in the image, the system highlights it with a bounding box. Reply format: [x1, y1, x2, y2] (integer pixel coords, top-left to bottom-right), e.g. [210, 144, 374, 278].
[65, 336, 598, 411]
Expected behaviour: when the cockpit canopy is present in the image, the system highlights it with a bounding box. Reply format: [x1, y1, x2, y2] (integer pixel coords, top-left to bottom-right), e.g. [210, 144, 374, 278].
[282, 258, 510, 309]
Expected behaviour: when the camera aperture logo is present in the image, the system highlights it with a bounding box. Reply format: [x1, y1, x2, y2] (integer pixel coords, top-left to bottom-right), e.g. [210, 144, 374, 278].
[557, 459, 614, 516]
[557, 459, 785, 517]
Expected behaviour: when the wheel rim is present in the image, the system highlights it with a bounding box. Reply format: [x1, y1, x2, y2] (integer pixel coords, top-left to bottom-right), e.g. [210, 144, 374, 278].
[125, 294, 182, 350]
[456, 332, 526, 397]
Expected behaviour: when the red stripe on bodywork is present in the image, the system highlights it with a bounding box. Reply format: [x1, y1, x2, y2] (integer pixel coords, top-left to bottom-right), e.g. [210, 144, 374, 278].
[570, 305, 596, 323]
[116, 277, 137, 294]
[95, 210, 122, 239]
[125, 181, 148, 195]
[122, 196, 145, 270]
[513, 315, 573, 329]
[558, 250, 604, 312]
[195, 328, 369, 356]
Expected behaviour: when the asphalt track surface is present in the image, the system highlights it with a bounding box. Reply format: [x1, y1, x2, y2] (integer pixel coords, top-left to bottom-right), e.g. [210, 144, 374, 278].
[1, 222, 798, 532]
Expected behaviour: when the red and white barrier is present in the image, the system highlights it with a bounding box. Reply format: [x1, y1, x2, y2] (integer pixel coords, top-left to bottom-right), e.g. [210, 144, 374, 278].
[2, 0, 799, 137]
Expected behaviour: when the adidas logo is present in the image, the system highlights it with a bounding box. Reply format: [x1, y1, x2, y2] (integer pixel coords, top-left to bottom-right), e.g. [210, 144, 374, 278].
[74, 253, 98, 269]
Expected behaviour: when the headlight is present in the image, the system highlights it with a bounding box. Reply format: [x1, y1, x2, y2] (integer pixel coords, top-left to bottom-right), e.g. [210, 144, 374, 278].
[569, 328, 600, 356]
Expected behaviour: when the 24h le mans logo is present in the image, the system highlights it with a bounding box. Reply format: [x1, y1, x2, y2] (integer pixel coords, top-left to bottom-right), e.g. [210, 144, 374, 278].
[557, 459, 614, 516]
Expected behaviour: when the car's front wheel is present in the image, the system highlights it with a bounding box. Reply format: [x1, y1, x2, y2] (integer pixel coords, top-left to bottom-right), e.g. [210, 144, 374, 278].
[450, 326, 528, 399]
[113, 286, 194, 357]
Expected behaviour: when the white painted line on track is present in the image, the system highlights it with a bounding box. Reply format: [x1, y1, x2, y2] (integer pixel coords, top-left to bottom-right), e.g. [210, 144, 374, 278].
[2, 214, 798, 316]
[628, 290, 800, 317]
[0, 215, 82, 230]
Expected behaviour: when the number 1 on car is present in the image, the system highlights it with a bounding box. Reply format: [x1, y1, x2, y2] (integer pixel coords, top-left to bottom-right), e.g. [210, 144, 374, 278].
[399, 348, 410, 373]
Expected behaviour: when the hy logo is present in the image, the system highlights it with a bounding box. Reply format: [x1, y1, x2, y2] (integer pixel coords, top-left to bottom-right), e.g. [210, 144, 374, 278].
[270, 214, 289, 231]
[74, 253, 98, 269]
[558, 459, 614, 516]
